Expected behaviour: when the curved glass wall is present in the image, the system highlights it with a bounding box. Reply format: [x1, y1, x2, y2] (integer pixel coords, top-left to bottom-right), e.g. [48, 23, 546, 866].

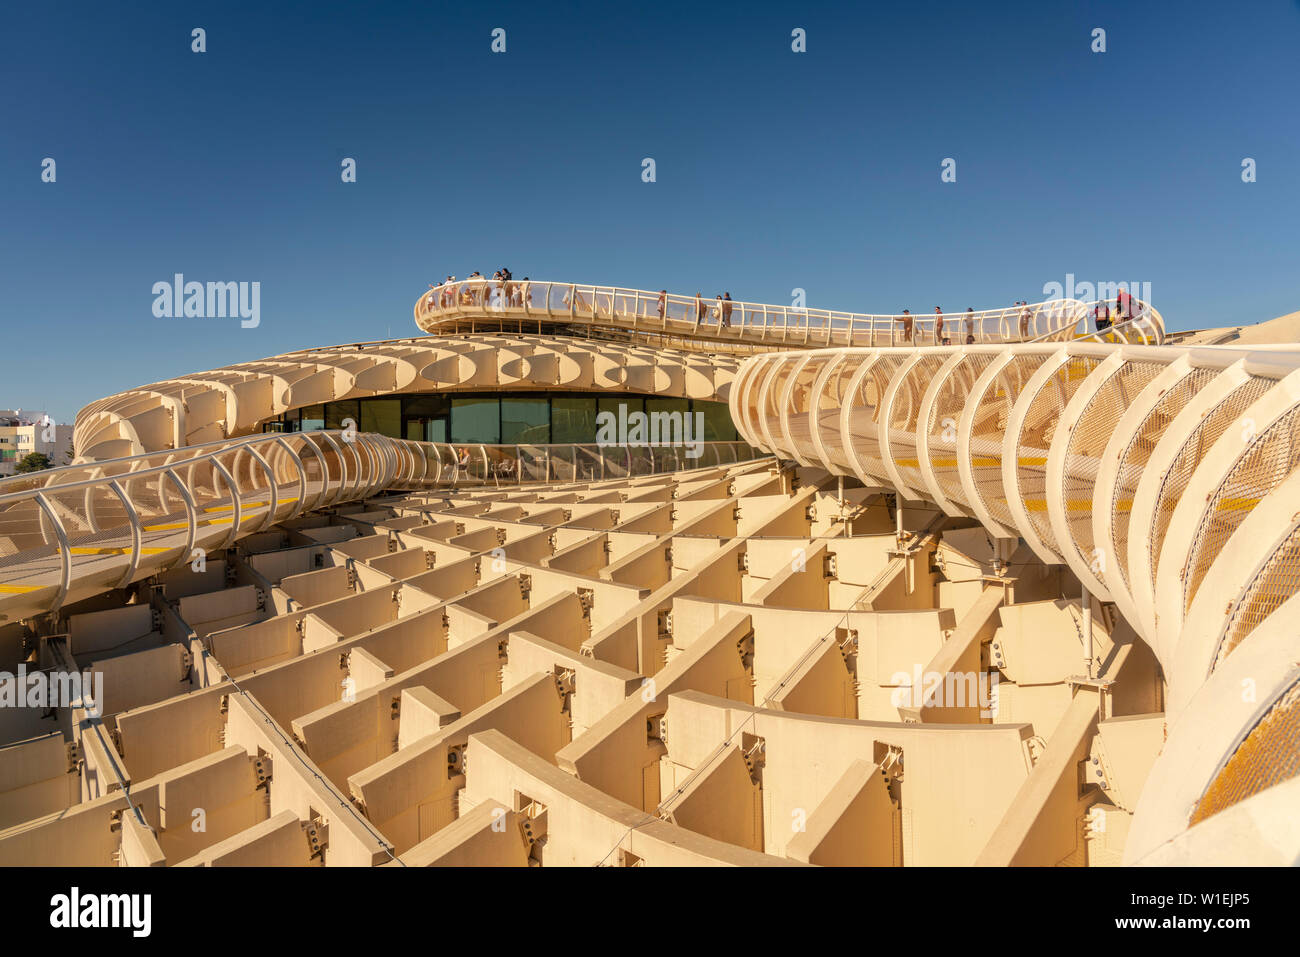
[266, 392, 739, 445]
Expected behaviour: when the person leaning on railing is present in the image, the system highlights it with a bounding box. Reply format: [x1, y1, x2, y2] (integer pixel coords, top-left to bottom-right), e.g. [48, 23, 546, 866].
[896, 309, 913, 343]
[500, 267, 514, 307]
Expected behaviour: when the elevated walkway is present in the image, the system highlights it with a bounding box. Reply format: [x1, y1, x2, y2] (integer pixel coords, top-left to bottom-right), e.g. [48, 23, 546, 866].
[0, 434, 760, 623]
[414, 279, 1163, 352]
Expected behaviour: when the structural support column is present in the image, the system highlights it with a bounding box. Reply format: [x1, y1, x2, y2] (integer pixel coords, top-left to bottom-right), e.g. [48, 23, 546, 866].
[1082, 584, 1094, 680]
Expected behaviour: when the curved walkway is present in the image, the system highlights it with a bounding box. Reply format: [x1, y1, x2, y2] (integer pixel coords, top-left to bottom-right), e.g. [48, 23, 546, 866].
[414, 279, 1165, 349]
[730, 339, 1300, 853]
[0, 433, 758, 624]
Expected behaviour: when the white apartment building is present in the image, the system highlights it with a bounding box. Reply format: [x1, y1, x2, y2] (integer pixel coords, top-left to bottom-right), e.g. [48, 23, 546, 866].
[0, 410, 74, 477]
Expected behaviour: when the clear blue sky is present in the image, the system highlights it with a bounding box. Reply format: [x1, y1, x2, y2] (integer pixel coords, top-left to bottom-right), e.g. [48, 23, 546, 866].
[3, 0, 1298, 423]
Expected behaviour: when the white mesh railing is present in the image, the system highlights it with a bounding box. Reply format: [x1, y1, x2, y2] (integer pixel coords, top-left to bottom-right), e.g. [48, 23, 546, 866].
[414, 279, 1095, 348]
[729, 341, 1299, 672]
[1027, 299, 1166, 345]
[0, 433, 762, 619]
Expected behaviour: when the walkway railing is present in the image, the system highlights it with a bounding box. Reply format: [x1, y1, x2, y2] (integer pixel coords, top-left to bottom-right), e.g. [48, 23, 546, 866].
[413, 279, 1113, 348]
[0, 432, 760, 621]
[730, 340, 1300, 683]
[1027, 299, 1165, 345]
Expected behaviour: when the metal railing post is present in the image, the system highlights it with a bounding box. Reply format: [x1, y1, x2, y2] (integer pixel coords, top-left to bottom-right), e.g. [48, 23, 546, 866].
[33, 493, 73, 612]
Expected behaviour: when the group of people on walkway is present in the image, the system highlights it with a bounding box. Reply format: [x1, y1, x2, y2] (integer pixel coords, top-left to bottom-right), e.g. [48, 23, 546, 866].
[428, 268, 532, 310]
[688, 292, 734, 328]
[895, 306, 981, 345]
[1097, 289, 1142, 331]
[426, 276, 1143, 345]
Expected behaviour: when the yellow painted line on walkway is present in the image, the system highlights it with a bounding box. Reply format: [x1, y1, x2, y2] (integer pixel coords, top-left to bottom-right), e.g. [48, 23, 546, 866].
[1217, 496, 1259, 512]
[893, 455, 1044, 468]
[144, 497, 299, 531]
[0, 584, 41, 594]
[70, 546, 174, 556]
[202, 497, 299, 514]
[1022, 496, 1252, 516]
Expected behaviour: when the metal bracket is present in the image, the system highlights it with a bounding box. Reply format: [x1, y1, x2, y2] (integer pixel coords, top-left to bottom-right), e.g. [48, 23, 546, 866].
[303, 819, 328, 860]
[736, 630, 755, 670]
[447, 744, 466, 778]
[646, 713, 667, 746]
[741, 732, 766, 784]
[989, 637, 1007, 670]
[822, 552, 837, 579]
[253, 753, 272, 789]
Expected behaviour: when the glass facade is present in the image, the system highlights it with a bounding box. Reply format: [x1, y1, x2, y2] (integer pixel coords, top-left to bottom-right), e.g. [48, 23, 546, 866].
[551, 396, 599, 443]
[501, 396, 550, 444]
[325, 400, 358, 432]
[402, 395, 449, 442]
[450, 397, 501, 445]
[360, 398, 401, 437]
[270, 392, 739, 445]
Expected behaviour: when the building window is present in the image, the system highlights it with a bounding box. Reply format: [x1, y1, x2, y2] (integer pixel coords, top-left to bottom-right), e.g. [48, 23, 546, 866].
[300, 405, 325, 432]
[360, 398, 402, 438]
[501, 396, 550, 445]
[697, 400, 738, 441]
[324, 400, 360, 431]
[551, 396, 598, 444]
[267, 392, 741, 446]
[598, 395, 644, 422]
[403, 395, 450, 443]
[450, 397, 500, 444]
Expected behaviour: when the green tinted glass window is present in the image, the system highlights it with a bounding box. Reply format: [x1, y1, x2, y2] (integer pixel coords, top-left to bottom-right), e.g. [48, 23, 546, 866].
[502, 397, 550, 444]
[551, 396, 598, 443]
[451, 397, 500, 444]
[360, 399, 402, 438]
